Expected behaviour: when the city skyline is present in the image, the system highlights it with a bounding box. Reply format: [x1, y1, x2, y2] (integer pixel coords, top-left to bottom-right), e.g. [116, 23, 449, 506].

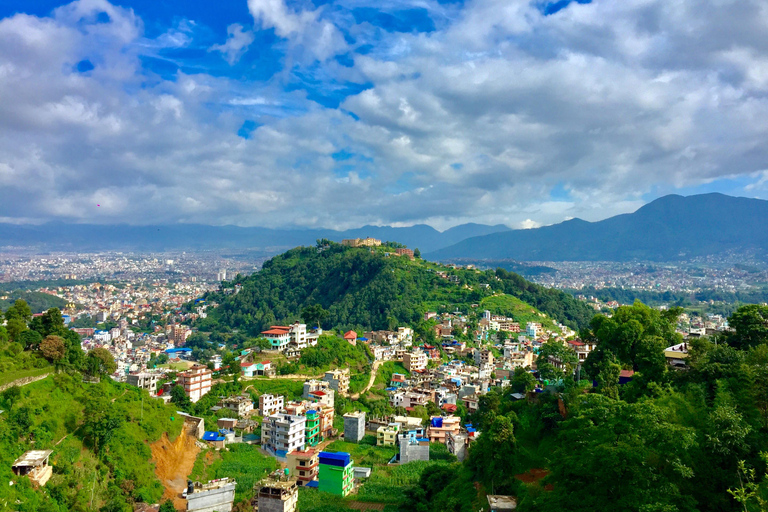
[1, 0, 768, 230]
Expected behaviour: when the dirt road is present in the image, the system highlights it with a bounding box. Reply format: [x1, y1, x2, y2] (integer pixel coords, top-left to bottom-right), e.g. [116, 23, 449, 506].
[351, 360, 382, 399]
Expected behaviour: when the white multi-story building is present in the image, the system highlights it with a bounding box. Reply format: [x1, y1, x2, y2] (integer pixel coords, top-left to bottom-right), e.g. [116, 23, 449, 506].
[177, 365, 212, 403]
[259, 394, 285, 417]
[403, 351, 428, 372]
[261, 413, 306, 455]
[219, 395, 254, 418]
[526, 322, 542, 338]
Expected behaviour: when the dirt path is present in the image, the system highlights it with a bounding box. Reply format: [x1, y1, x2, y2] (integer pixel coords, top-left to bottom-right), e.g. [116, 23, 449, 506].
[351, 360, 382, 399]
[150, 432, 200, 510]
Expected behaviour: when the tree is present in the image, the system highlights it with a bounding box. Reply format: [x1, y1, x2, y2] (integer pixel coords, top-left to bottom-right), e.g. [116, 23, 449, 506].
[159, 500, 176, 512]
[413, 248, 421, 258]
[510, 367, 537, 394]
[29, 308, 65, 338]
[85, 348, 117, 376]
[83, 388, 124, 453]
[726, 304, 768, 350]
[536, 340, 577, 382]
[301, 303, 329, 329]
[171, 385, 191, 409]
[18, 329, 43, 349]
[39, 335, 66, 362]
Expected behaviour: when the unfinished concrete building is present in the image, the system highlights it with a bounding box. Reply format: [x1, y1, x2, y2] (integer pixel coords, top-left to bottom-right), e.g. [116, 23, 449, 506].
[186, 478, 236, 512]
[11, 450, 53, 486]
[343, 411, 366, 443]
[256, 477, 298, 512]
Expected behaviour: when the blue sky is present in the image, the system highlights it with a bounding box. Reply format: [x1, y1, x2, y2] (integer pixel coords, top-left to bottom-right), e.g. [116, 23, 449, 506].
[0, 0, 767, 229]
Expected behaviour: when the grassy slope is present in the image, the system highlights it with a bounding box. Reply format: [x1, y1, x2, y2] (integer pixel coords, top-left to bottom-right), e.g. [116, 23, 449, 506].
[0, 374, 183, 511]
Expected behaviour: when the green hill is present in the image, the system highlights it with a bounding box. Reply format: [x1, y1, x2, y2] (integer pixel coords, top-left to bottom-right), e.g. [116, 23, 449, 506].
[0, 374, 183, 512]
[0, 290, 67, 314]
[199, 242, 594, 334]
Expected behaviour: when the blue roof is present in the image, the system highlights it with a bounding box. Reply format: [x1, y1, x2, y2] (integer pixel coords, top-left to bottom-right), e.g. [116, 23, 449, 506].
[306, 481, 319, 488]
[165, 348, 192, 354]
[203, 431, 225, 441]
[467, 427, 477, 433]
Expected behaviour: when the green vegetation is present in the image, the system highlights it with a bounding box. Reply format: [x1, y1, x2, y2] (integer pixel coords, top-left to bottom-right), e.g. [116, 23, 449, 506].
[479, 294, 559, 332]
[0, 374, 182, 511]
[405, 302, 768, 512]
[0, 290, 68, 314]
[189, 444, 278, 504]
[198, 242, 594, 335]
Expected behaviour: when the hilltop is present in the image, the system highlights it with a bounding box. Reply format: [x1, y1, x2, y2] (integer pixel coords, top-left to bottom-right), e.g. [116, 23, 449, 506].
[199, 242, 594, 333]
[428, 193, 768, 262]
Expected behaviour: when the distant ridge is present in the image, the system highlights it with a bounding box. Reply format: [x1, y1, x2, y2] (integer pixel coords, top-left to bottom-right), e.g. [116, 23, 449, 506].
[0, 221, 510, 254]
[426, 193, 768, 262]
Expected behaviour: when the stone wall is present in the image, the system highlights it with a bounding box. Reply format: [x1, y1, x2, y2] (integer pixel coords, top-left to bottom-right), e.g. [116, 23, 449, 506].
[0, 372, 52, 392]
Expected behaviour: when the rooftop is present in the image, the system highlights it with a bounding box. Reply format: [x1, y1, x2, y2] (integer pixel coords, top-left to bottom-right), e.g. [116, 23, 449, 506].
[12, 450, 53, 468]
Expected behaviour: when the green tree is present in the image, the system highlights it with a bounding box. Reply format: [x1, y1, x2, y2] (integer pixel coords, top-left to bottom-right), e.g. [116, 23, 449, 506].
[413, 248, 421, 258]
[467, 413, 517, 488]
[18, 329, 43, 349]
[85, 348, 117, 376]
[83, 389, 124, 453]
[536, 340, 577, 382]
[159, 500, 176, 512]
[301, 303, 329, 329]
[726, 304, 768, 350]
[510, 367, 537, 394]
[170, 385, 191, 409]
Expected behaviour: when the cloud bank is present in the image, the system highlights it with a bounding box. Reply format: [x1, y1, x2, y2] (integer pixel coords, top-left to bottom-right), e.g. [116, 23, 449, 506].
[1, 0, 767, 230]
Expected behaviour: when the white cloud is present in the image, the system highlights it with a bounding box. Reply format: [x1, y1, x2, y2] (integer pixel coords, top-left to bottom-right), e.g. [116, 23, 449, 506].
[1, 0, 768, 230]
[210, 23, 255, 64]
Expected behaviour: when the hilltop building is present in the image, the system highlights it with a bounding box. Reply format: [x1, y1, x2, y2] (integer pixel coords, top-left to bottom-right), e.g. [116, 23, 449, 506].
[341, 238, 381, 248]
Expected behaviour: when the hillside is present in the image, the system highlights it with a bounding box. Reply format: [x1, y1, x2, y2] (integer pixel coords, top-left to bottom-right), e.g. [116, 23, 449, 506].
[0, 221, 509, 254]
[0, 374, 183, 511]
[200, 242, 594, 333]
[427, 193, 768, 261]
[0, 290, 67, 314]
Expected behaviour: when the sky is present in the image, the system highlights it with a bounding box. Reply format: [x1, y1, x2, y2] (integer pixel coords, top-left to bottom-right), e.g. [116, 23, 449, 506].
[1, 0, 768, 230]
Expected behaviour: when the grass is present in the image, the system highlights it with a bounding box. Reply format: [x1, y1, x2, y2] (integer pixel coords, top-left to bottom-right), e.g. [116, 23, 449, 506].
[244, 378, 305, 400]
[480, 294, 560, 333]
[0, 366, 52, 387]
[189, 444, 278, 504]
[324, 439, 397, 468]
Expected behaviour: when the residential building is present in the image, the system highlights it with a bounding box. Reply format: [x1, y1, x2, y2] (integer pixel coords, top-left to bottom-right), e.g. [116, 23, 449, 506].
[177, 365, 212, 403]
[126, 372, 159, 393]
[11, 450, 53, 487]
[305, 409, 321, 447]
[664, 342, 689, 368]
[343, 330, 357, 346]
[218, 395, 254, 418]
[427, 415, 461, 444]
[261, 326, 292, 350]
[447, 431, 469, 462]
[390, 390, 430, 409]
[287, 449, 319, 487]
[323, 369, 350, 397]
[526, 322, 542, 338]
[376, 423, 400, 446]
[487, 495, 518, 512]
[474, 348, 494, 367]
[256, 477, 298, 512]
[398, 429, 430, 464]
[303, 380, 334, 401]
[169, 324, 191, 347]
[318, 452, 354, 496]
[403, 351, 428, 372]
[259, 394, 285, 417]
[343, 411, 366, 443]
[241, 362, 256, 378]
[186, 478, 237, 512]
[261, 413, 307, 456]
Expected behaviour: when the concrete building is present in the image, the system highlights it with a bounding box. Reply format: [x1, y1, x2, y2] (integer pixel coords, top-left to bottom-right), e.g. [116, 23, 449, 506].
[341, 237, 381, 247]
[403, 351, 428, 372]
[186, 478, 236, 512]
[398, 429, 430, 464]
[427, 415, 461, 444]
[447, 431, 469, 462]
[259, 394, 285, 417]
[323, 369, 350, 397]
[126, 372, 159, 393]
[303, 379, 335, 405]
[262, 413, 306, 456]
[474, 348, 494, 367]
[287, 449, 319, 487]
[11, 450, 53, 487]
[376, 423, 400, 446]
[170, 324, 191, 347]
[318, 451, 354, 497]
[257, 477, 299, 512]
[177, 365, 212, 403]
[305, 409, 321, 447]
[218, 395, 253, 418]
[487, 495, 518, 511]
[343, 411, 366, 443]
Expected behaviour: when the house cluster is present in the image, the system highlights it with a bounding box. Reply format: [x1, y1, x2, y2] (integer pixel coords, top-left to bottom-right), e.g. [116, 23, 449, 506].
[260, 377, 341, 459]
[260, 322, 322, 358]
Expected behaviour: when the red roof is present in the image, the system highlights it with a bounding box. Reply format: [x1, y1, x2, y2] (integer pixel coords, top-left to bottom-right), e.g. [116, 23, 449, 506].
[269, 325, 291, 331]
[343, 330, 357, 339]
[261, 360, 271, 365]
[240, 362, 254, 367]
[311, 391, 326, 396]
[442, 404, 458, 412]
[568, 340, 585, 346]
[262, 329, 290, 335]
[619, 369, 635, 378]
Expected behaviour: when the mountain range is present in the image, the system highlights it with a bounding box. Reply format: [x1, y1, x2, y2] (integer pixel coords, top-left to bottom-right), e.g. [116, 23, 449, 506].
[2, 193, 766, 261]
[0, 221, 509, 254]
[427, 193, 768, 261]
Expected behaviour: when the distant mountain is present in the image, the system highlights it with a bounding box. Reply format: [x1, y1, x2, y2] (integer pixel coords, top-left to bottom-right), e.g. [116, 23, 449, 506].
[427, 193, 768, 262]
[0, 222, 509, 254]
